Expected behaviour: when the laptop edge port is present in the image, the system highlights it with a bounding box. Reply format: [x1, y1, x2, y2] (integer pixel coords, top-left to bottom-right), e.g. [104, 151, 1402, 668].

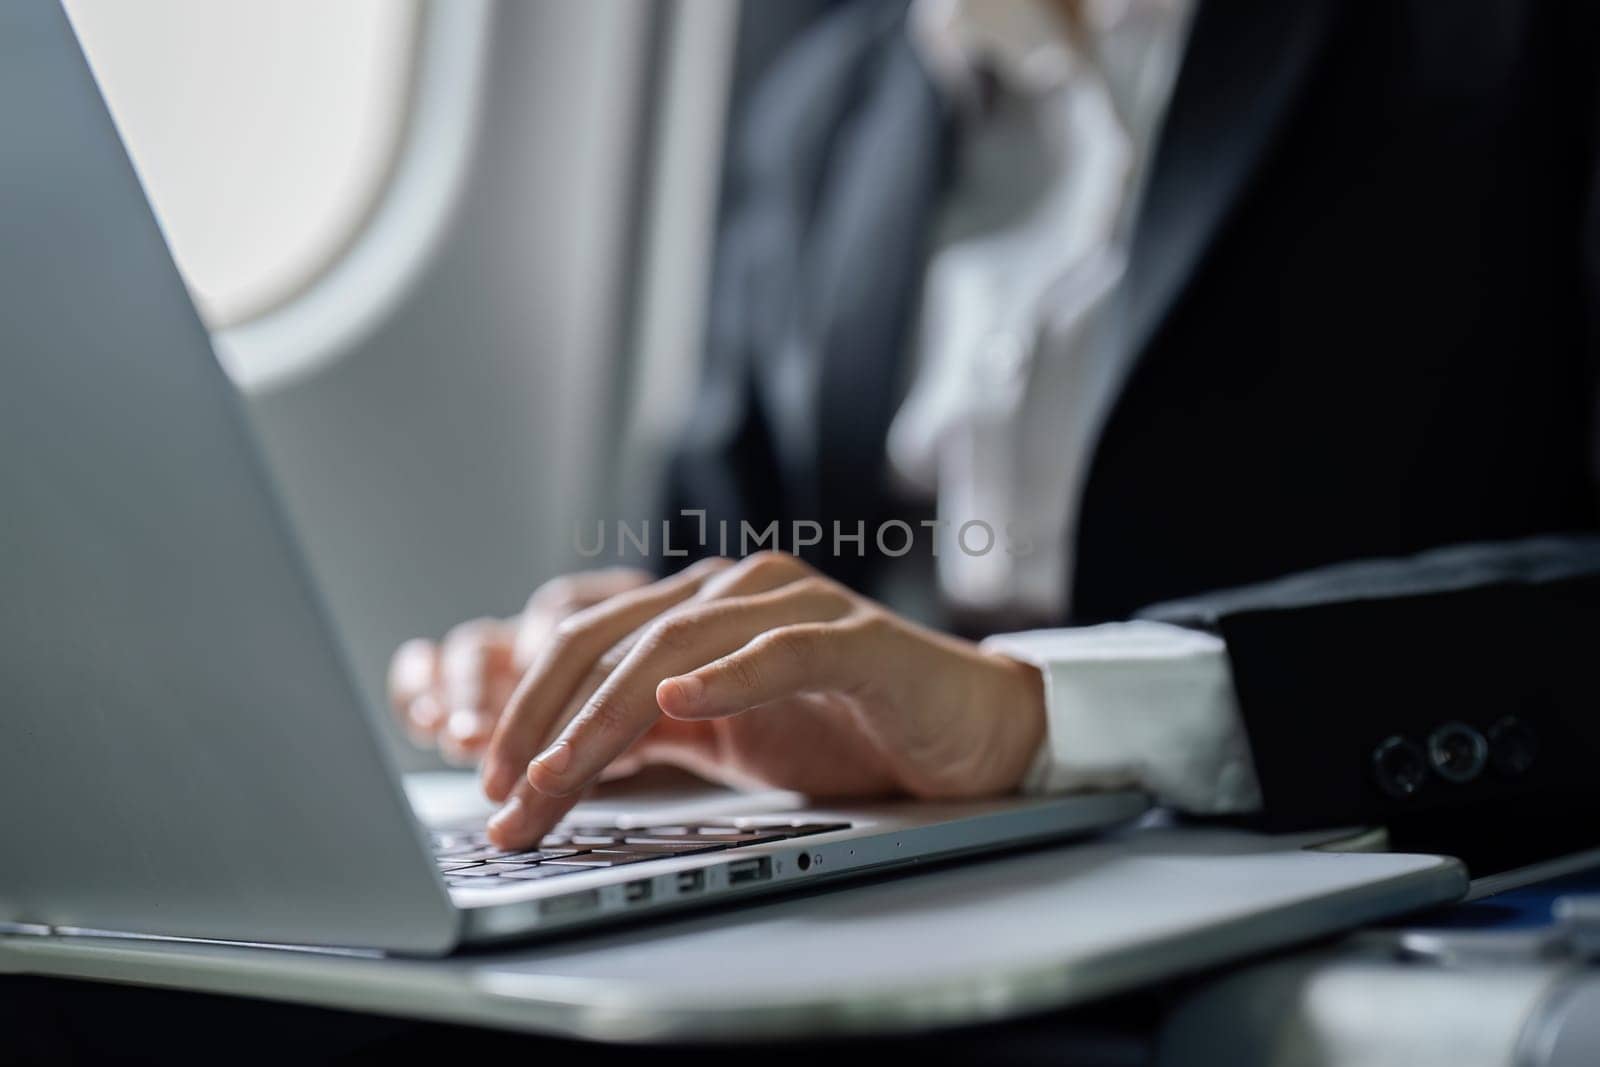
[676, 869, 705, 894]
[727, 857, 772, 886]
[539, 889, 599, 917]
[625, 879, 653, 904]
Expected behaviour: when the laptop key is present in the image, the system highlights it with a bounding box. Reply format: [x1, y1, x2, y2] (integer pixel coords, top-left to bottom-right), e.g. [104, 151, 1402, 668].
[499, 865, 583, 880]
[447, 862, 533, 877]
[604, 841, 727, 855]
[694, 827, 799, 841]
[623, 832, 787, 847]
[541, 853, 657, 868]
[435, 846, 518, 862]
[569, 833, 621, 846]
[777, 823, 852, 836]
[495, 849, 585, 863]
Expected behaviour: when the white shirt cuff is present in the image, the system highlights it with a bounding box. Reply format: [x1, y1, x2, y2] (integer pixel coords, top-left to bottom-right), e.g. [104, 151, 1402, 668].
[983, 621, 1263, 814]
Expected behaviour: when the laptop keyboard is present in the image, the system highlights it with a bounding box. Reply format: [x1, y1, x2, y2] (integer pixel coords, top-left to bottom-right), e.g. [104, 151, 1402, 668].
[432, 822, 850, 889]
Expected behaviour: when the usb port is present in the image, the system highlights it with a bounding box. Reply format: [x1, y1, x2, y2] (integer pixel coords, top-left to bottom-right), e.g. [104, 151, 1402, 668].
[676, 869, 704, 894]
[727, 857, 771, 886]
[625, 880, 653, 904]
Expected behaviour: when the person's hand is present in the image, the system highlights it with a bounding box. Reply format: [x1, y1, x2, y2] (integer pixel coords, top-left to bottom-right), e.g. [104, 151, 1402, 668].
[479, 552, 1046, 849]
[386, 567, 652, 764]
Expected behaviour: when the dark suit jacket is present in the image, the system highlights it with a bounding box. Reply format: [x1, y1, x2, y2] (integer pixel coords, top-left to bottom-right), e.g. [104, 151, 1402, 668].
[663, 0, 1600, 863]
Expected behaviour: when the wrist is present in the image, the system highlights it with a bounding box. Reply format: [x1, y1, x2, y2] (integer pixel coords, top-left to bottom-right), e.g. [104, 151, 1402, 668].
[982, 651, 1047, 792]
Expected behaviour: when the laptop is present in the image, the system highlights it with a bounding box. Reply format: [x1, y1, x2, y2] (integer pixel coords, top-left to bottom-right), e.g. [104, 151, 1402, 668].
[0, 0, 1146, 955]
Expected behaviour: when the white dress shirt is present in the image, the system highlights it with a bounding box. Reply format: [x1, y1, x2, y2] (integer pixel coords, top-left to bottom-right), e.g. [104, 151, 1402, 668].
[894, 0, 1262, 813]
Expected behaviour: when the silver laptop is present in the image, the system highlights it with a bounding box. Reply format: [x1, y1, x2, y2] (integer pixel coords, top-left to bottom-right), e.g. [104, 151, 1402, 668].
[0, 0, 1146, 956]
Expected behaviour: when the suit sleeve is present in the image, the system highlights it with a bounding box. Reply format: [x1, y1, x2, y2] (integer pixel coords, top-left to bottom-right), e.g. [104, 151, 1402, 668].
[1139, 536, 1600, 832]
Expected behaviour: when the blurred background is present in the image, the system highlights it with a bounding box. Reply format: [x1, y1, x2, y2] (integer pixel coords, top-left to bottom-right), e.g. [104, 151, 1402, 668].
[61, 0, 823, 767]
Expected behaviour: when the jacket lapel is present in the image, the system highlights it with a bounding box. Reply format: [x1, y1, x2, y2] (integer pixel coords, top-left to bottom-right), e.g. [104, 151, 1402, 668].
[1117, 0, 1337, 366]
[802, 21, 949, 530]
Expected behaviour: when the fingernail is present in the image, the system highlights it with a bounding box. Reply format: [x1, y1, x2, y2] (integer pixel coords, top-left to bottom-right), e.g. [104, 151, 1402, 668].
[530, 741, 573, 781]
[487, 795, 523, 834]
[657, 675, 703, 714]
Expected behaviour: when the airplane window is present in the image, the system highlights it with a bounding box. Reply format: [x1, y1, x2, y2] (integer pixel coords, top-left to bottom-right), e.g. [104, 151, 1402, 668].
[62, 0, 419, 328]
